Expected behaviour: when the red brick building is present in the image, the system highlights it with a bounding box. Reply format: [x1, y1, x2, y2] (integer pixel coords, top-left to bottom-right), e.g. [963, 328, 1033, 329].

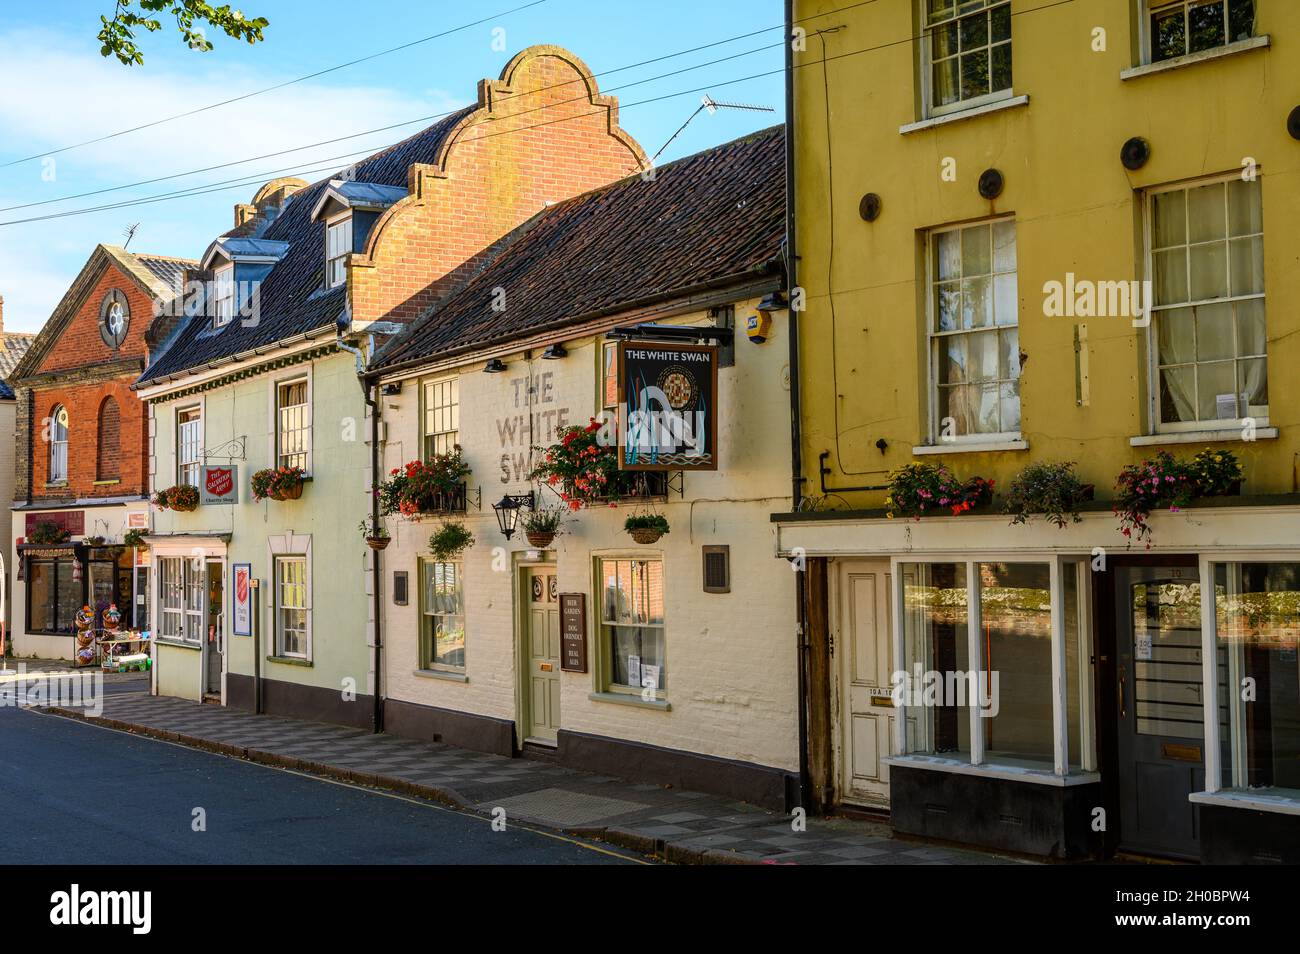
[8, 244, 194, 658]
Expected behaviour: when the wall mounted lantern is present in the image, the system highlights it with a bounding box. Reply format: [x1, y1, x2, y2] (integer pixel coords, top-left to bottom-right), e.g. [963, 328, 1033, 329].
[492, 492, 535, 540]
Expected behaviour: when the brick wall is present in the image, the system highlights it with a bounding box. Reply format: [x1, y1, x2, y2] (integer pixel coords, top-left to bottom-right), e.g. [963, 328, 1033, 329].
[351, 46, 649, 328]
[14, 260, 154, 503]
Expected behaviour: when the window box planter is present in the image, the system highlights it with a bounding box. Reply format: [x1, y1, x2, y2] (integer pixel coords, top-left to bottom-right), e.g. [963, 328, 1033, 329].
[252, 466, 307, 502]
[377, 453, 471, 518]
[154, 485, 200, 512]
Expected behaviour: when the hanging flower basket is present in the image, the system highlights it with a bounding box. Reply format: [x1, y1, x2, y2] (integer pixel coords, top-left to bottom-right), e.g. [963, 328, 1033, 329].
[428, 521, 474, 561]
[367, 535, 391, 551]
[624, 513, 669, 545]
[252, 466, 306, 502]
[358, 518, 390, 550]
[522, 507, 563, 549]
[155, 485, 199, 512]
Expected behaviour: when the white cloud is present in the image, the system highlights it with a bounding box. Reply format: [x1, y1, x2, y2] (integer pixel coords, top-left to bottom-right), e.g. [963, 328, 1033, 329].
[0, 26, 467, 334]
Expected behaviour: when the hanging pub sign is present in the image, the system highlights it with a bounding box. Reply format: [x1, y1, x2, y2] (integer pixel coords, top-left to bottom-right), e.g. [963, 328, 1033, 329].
[201, 465, 239, 506]
[617, 341, 719, 471]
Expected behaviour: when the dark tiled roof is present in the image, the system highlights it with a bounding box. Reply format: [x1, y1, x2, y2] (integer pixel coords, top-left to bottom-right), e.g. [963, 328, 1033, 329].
[0, 331, 36, 380]
[139, 108, 473, 384]
[135, 253, 196, 296]
[373, 125, 785, 371]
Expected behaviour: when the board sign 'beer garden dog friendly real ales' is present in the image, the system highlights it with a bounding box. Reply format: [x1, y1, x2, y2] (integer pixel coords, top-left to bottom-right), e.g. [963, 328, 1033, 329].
[617, 341, 719, 471]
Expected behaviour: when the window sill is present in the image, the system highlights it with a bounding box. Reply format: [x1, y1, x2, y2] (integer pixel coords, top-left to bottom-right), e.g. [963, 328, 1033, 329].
[266, 655, 312, 668]
[900, 94, 1029, 135]
[1121, 35, 1270, 81]
[1130, 427, 1277, 447]
[1189, 788, 1300, 817]
[913, 438, 1028, 456]
[882, 755, 1100, 788]
[413, 668, 467, 684]
[44, 482, 68, 490]
[588, 691, 671, 712]
[156, 638, 201, 651]
[93, 479, 121, 487]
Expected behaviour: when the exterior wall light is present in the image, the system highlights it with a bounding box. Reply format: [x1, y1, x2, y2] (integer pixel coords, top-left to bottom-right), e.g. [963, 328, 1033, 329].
[492, 492, 535, 539]
[483, 358, 508, 373]
[540, 343, 568, 360]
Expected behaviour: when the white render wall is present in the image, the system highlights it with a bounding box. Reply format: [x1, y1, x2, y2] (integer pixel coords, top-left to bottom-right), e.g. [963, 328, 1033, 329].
[381, 301, 799, 773]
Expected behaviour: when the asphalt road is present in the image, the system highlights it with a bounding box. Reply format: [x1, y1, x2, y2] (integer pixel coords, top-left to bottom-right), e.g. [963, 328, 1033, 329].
[0, 688, 643, 865]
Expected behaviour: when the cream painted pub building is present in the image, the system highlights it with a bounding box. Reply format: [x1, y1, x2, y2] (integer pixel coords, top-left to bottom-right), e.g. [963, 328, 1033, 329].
[369, 128, 800, 808]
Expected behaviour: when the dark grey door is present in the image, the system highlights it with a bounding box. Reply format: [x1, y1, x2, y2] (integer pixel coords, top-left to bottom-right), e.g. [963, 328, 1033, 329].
[1114, 566, 1205, 859]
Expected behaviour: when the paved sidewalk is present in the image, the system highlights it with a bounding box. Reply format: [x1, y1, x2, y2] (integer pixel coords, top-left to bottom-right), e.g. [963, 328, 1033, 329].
[39, 687, 1026, 865]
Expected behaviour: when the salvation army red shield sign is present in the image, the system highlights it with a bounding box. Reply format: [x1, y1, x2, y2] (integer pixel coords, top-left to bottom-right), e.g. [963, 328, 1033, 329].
[201, 465, 239, 506]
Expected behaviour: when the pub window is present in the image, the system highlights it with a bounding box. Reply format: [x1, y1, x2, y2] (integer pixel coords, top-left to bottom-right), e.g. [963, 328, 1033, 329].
[1210, 562, 1300, 796]
[177, 406, 202, 487]
[599, 557, 666, 697]
[275, 555, 309, 658]
[26, 556, 80, 634]
[1145, 0, 1256, 64]
[276, 378, 310, 472]
[922, 0, 1012, 118]
[422, 377, 459, 459]
[420, 560, 465, 672]
[1147, 175, 1266, 430]
[49, 404, 69, 483]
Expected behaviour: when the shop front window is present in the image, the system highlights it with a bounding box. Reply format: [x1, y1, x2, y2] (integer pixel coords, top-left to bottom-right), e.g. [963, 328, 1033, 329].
[420, 560, 465, 672]
[896, 557, 1092, 775]
[27, 556, 81, 634]
[1213, 562, 1300, 796]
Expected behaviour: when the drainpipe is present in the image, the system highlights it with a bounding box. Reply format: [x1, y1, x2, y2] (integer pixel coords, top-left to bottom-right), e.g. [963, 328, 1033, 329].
[339, 334, 384, 734]
[784, 0, 813, 814]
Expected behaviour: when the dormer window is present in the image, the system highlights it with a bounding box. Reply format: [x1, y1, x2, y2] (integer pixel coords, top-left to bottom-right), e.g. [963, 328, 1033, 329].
[213, 264, 235, 328]
[326, 216, 353, 289]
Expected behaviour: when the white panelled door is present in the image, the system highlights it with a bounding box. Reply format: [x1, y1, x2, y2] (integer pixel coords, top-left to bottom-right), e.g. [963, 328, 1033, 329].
[836, 561, 895, 808]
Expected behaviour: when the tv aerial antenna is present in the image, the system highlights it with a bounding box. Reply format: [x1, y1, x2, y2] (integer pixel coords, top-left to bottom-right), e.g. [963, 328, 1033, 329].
[122, 222, 140, 249]
[649, 95, 775, 166]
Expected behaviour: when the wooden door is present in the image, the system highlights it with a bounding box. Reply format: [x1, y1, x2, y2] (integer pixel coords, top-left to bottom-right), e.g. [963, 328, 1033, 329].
[524, 568, 561, 744]
[836, 561, 895, 808]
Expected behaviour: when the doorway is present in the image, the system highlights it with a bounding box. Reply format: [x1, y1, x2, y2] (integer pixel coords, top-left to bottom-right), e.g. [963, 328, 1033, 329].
[834, 560, 895, 808]
[521, 566, 561, 745]
[204, 560, 224, 698]
[1109, 564, 1206, 860]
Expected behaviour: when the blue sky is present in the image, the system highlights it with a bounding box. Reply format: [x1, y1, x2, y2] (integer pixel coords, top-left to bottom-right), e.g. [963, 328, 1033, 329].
[0, 0, 786, 333]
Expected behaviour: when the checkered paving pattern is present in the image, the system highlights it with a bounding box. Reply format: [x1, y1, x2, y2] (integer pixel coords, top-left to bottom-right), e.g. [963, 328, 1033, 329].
[48, 688, 1025, 865]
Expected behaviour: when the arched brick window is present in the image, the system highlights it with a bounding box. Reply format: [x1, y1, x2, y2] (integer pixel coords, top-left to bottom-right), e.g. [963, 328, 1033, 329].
[97, 396, 121, 481]
[49, 404, 68, 482]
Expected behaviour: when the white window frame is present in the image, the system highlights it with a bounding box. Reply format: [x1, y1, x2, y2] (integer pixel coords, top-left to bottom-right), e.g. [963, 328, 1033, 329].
[177, 404, 202, 487]
[274, 555, 310, 659]
[925, 216, 1022, 445]
[1138, 0, 1257, 67]
[1143, 172, 1267, 434]
[268, 531, 312, 662]
[420, 559, 466, 674]
[919, 0, 1014, 120]
[49, 404, 68, 483]
[325, 213, 353, 290]
[213, 263, 235, 328]
[422, 376, 459, 459]
[1194, 551, 1300, 815]
[158, 556, 202, 645]
[270, 370, 312, 474]
[887, 553, 1097, 784]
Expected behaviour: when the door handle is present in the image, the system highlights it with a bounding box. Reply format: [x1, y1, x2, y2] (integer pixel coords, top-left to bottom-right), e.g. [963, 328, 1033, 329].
[1118, 665, 1127, 718]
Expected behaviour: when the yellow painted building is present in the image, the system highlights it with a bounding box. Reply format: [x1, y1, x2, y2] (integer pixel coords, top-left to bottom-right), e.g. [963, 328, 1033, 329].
[779, 0, 1300, 862]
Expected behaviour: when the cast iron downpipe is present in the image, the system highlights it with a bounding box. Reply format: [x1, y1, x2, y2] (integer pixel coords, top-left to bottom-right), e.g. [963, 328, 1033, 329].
[784, 0, 813, 814]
